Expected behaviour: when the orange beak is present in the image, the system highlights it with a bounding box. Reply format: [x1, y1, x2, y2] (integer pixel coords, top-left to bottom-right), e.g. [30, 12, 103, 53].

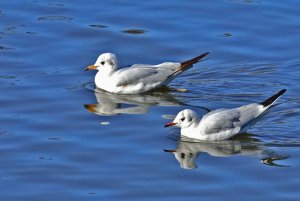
[84, 65, 97, 71]
[164, 122, 177, 128]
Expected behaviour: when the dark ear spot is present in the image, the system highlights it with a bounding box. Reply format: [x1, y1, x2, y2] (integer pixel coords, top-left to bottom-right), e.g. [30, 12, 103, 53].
[109, 61, 114, 65]
[188, 116, 192, 122]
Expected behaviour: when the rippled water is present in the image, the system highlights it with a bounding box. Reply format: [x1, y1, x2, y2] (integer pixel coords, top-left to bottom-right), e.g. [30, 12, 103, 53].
[1, 0, 300, 200]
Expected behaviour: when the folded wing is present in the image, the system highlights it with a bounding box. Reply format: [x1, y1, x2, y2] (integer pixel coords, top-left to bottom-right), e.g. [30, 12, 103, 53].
[114, 63, 180, 87]
[200, 109, 242, 134]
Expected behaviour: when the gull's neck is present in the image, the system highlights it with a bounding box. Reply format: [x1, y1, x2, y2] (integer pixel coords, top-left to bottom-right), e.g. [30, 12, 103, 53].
[95, 66, 118, 92]
[98, 66, 117, 77]
[180, 118, 202, 139]
[190, 120, 200, 129]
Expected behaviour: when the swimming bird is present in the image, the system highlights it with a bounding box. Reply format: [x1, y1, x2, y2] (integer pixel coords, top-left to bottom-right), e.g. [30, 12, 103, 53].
[84, 52, 209, 94]
[164, 89, 286, 141]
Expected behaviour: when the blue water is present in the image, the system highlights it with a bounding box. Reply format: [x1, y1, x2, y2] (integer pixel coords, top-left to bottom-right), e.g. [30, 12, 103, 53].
[0, 0, 300, 200]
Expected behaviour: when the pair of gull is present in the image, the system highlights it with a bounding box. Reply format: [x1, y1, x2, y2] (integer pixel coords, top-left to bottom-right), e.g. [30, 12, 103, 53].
[85, 52, 286, 141]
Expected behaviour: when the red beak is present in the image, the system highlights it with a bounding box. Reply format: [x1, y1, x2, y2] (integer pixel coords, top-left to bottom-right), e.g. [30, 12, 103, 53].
[164, 149, 176, 152]
[164, 122, 177, 128]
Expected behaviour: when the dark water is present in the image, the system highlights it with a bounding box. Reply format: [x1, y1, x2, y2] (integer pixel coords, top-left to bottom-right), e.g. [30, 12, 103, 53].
[1, 0, 300, 200]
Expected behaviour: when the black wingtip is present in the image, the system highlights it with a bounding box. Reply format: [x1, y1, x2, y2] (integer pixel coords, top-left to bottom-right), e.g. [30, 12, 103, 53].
[260, 89, 287, 107]
[180, 52, 210, 69]
[279, 89, 287, 94]
[202, 52, 210, 58]
[194, 52, 210, 62]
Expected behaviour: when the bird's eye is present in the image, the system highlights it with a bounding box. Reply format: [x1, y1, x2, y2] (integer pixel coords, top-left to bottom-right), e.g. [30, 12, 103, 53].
[101, 61, 105, 65]
[181, 117, 185, 121]
[180, 153, 185, 159]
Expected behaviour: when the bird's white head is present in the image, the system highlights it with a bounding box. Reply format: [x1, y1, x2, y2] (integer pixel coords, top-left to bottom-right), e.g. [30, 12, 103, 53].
[165, 109, 198, 128]
[85, 53, 118, 72]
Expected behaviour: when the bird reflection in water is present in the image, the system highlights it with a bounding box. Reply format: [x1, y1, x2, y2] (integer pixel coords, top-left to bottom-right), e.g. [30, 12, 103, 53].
[164, 134, 289, 169]
[84, 86, 203, 116]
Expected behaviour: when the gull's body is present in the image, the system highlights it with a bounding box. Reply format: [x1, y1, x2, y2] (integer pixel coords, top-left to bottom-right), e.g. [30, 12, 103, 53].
[165, 89, 286, 141]
[85, 52, 209, 94]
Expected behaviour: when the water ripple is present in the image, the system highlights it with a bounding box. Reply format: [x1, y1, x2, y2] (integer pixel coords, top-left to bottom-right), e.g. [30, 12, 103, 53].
[121, 29, 148, 34]
[1, 0, 300, 200]
[38, 16, 73, 21]
[89, 24, 108, 29]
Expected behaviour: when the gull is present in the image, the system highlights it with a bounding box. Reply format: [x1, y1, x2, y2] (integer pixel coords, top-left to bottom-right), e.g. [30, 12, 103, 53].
[84, 52, 209, 94]
[165, 89, 286, 141]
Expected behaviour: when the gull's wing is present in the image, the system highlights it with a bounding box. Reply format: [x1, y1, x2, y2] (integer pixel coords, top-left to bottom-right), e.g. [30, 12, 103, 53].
[113, 66, 158, 86]
[200, 108, 242, 135]
[234, 89, 287, 129]
[113, 52, 210, 87]
[236, 103, 264, 128]
[113, 63, 180, 87]
[199, 89, 287, 139]
[200, 103, 266, 134]
[130, 64, 155, 68]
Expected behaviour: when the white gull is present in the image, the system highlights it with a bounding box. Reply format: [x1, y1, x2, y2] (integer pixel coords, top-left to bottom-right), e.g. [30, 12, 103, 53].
[85, 52, 209, 94]
[165, 89, 286, 141]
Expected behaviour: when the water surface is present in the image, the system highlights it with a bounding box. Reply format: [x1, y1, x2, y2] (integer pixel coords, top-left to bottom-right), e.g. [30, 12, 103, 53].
[0, 0, 300, 200]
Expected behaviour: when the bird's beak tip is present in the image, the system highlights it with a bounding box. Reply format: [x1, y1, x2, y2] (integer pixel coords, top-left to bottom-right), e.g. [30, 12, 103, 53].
[164, 149, 176, 153]
[164, 122, 176, 128]
[84, 65, 97, 71]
